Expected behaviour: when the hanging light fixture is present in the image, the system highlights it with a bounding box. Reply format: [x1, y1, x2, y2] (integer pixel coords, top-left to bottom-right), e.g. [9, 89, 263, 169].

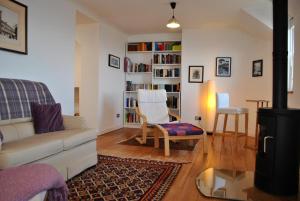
[166, 2, 180, 29]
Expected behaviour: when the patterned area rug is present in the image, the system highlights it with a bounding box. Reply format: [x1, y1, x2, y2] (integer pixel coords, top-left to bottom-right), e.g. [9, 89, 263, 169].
[67, 155, 182, 201]
[119, 137, 197, 151]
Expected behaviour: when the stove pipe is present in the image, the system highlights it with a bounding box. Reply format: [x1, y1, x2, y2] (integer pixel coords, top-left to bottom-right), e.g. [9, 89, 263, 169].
[272, 0, 288, 109]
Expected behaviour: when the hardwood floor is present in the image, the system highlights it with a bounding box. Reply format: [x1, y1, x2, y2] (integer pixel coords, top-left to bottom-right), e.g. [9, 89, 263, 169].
[97, 128, 299, 201]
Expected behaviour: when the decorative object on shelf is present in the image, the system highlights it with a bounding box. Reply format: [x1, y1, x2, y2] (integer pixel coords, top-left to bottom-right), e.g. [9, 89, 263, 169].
[0, 0, 27, 54]
[108, 54, 120, 69]
[189, 66, 204, 83]
[216, 57, 231, 77]
[252, 59, 263, 77]
[166, 2, 180, 29]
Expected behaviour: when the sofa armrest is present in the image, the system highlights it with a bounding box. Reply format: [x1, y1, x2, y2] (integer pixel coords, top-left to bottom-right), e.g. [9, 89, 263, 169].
[63, 115, 87, 129]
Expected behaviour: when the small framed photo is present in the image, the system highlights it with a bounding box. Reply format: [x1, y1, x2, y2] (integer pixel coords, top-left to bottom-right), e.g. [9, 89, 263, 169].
[216, 57, 232, 77]
[252, 60, 263, 77]
[108, 54, 120, 69]
[0, 0, 28, 54]
[189, 66, 204, 83]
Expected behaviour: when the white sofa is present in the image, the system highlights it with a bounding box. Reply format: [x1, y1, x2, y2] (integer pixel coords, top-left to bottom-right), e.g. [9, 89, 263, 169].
[0, 115, 97, 180]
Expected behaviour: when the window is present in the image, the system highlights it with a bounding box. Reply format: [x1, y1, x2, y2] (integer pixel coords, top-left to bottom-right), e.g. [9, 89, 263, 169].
[288, 17, 295, 92]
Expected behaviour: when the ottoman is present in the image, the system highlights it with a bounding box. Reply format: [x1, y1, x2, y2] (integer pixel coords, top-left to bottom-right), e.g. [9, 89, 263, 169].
[155, 123, 208, 156]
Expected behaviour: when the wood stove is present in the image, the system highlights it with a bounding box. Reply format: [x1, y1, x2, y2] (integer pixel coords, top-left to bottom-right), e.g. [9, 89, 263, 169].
[254, 0, 300, 196]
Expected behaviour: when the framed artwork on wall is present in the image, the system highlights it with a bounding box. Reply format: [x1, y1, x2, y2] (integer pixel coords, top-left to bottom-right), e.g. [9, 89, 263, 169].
[189, 66, 204, 83]
[108, 54, 120, 69]
[216, 57, 231, 77]
[252, 60, 263, 77]
[0, 0, 28, 54]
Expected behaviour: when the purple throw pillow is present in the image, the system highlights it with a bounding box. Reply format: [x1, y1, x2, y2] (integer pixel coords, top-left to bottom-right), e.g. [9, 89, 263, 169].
[0, 130, 3, 142]
[31, 103, 65, 134]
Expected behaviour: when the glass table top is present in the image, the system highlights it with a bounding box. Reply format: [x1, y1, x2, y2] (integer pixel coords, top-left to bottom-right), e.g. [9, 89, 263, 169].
[196, 168, 253, 201]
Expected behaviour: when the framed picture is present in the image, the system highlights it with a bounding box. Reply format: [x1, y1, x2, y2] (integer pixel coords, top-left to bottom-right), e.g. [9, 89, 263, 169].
[216, 57, 231, 77]
[252, 60, 263, 77]
[0, 0, 27, 54]
[189, 66, 204, 83]
[108, 54, 120, 69]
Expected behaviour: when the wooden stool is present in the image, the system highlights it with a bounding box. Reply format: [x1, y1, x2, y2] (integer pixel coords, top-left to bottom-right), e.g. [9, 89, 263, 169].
[212, 93, 249, 147]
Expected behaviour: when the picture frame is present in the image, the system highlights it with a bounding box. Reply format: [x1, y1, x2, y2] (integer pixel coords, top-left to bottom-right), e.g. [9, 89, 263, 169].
[0, 0, 28, 54]
[252, 60, 263, 77]
[216, 57, 232, 77]
[189, 66, 204, 83]
[108, 54, 120, 69]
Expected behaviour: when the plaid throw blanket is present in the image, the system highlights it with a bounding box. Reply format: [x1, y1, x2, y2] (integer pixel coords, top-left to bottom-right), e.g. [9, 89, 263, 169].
[0, 78, 55, 120]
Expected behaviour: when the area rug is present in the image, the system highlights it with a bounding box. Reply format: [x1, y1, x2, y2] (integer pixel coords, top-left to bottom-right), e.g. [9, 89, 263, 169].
[67, 155, 182, 201]
[119, 136, 196, 151]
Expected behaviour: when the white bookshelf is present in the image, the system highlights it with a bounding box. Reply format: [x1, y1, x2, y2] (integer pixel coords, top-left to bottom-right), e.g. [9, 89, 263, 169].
[124, 41, 182, 127]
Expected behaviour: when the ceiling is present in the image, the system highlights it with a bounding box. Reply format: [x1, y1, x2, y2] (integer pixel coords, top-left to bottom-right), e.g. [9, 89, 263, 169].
[76, 0, 273, 35]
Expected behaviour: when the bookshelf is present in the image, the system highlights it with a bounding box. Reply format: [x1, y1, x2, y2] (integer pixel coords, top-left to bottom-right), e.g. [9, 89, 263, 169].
[124, 41, 182, 127]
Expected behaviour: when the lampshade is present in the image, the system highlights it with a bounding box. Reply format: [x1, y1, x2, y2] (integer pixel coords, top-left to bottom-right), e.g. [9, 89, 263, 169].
[166, 2, 180, 29]
[166, 16, 180, 29]
[206, 80, 216, 133]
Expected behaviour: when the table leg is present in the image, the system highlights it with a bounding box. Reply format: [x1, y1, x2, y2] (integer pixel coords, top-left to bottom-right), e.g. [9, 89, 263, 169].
[164, 136, 170, 156]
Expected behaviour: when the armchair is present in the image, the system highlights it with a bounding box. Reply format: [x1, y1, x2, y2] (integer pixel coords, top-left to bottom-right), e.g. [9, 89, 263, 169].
[135, 89, 180, 144]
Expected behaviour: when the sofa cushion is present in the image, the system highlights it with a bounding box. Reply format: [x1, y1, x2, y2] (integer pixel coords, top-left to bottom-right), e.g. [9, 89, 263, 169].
[0, 122, 35, 143]
[45, 129, 97, 150]
[31, 103, 64, 134]
[0, 135, 63, 169]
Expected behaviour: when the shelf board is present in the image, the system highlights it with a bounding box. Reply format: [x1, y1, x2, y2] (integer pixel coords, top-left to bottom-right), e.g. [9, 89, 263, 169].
[124, 91, 138, 93]
[154, 50, 181, 53]
[127, 51, 152, 53]
[126, 72, 152, 74]
[154, 77, 180, 79]
[152, 64, 181, 66]
[124, 91, 180, 94]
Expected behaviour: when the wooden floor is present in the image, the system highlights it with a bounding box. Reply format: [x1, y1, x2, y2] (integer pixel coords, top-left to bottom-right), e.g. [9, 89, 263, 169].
[97, 128, 299, 201]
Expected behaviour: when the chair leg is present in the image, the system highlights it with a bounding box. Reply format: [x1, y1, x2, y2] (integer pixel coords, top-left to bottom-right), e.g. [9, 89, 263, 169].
[222, 114, 228, 142]
[244, 113, 249, 147]
[212, 113, 219, 143]
[142, 123, 147, 144]
[203, 132, 208, 154]
[234, 114, 239, 150]
[154, 128, 159, 148]
[164, 137, 170, 156]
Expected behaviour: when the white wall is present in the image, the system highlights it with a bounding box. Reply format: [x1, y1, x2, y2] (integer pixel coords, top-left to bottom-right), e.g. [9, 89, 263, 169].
[76, 23, 100, 129]
[288, 0, 300, 108]
[0, 0, 76, 114]
[181, 26, 272, 136]
[98, 22, 127, 134]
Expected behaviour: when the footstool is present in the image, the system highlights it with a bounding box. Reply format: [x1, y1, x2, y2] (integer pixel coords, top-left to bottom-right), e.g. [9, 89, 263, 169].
[154, 123, 208, 156]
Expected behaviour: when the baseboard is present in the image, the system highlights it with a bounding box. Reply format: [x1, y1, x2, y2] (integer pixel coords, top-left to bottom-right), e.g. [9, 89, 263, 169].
[98, 125, 124, 135]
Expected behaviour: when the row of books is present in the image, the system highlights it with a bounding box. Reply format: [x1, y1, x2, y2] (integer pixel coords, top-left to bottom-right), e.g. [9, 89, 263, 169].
[125, 112, 140, 124]
[153, 54, 181, 64]
[125, 97, 138, 108]
[154, 68, 180, 78]
[126, 63, 152, 73]
[153, 84, 180, 92]
[126, 81, 152, 91]
[127, 42, 152, 52]
[167, 96, 179, 109]
[154, 42, 181, 51]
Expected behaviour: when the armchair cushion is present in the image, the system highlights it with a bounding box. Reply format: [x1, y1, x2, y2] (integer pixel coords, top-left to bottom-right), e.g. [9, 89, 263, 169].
[63, 115, 87, 129]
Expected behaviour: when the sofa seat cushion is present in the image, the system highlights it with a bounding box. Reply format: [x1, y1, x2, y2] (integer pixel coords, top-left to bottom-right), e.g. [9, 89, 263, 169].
[0, 136, 63, 169]
[44, 128, 97, 151]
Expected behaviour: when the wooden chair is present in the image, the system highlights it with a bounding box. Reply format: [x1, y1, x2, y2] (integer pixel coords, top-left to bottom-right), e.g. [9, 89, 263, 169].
[135, 89, 180, 144]
[212, 93, 249, 147]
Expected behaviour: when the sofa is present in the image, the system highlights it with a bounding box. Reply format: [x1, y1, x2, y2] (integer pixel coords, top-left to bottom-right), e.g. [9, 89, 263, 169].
[0, 78, 97, 180]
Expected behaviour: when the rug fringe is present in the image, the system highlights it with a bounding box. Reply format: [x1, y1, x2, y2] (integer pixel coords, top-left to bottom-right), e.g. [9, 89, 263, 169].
[98, 150, 192, 164]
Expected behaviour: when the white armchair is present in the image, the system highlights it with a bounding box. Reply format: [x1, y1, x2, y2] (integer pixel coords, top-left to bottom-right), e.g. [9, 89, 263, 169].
[135, 89, 180, 144]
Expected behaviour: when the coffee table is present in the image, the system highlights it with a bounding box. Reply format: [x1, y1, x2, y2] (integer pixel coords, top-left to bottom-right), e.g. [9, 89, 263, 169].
[196, 168, 254, 201]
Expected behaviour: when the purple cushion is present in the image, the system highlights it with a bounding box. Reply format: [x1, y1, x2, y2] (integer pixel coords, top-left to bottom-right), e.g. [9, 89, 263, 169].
[0, 130, 3, 142]
[31, 103, 65, 134]
[159, 123, 204, 136]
